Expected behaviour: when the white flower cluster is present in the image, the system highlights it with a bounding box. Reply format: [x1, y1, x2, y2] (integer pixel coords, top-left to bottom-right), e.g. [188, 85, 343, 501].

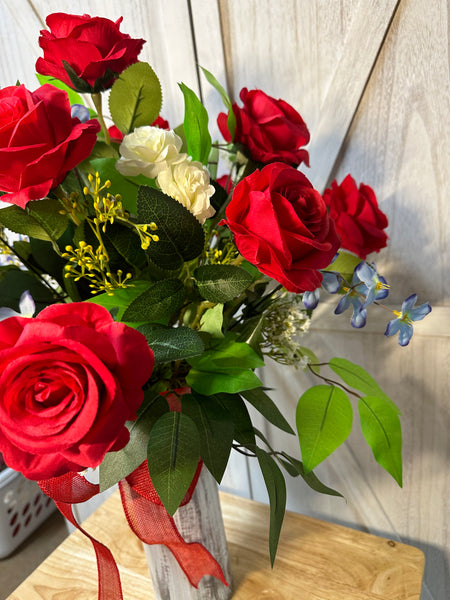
[116, 126, 215, 224]
[263, 293, 311, 368]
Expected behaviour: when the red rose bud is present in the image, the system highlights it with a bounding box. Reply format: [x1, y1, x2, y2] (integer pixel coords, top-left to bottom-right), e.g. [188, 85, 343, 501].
[217, 88, 310, 167]
[323, 175, 388, 260]
[0, 84, 100, 208]
[36, 13, 145, 93]
[223, 163, 340, 293]
[0, 302, 154, 480]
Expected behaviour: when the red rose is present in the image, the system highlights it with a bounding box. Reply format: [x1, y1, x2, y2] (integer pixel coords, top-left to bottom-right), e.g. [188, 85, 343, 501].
[0, 84, 100, 208]
[36, 13, 145, 93]
[223, 163, 340, 292]
[323, 175, 388, 260]
[217, 88, 310, 167]
[0, 302, 154, 480]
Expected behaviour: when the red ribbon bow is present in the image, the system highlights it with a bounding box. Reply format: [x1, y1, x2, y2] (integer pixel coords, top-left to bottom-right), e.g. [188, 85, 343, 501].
[38, 461, 228, 600]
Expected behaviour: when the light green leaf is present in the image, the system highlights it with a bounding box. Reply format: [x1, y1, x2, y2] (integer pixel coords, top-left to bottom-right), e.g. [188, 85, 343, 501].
[199, 303, 224, 339]
[181, 391, 234, 483]
[99, 392, 168, 491]
[138, 325, 204, 364]
[137, 186, 205, 270]
[329, 358, 401, 415]
[87, 280, 152, 320]
[254, 447, 286, 566]
[109, 62, 162, 134]
[122, 279, 185, 323]
[194, 264, 252, 303]
[187, 368, 262, 395]
[323, 250, 361, 281]
[188, 337, 264, 371]
[358, 396, 402, 486]
[200, 67, 236, 140]
[178, 82, 211, 165]
[241, 388, 294, 434]
[296, 385, 353, 473]
[36, 73, 84, 105]
[147, 412, 200, 516]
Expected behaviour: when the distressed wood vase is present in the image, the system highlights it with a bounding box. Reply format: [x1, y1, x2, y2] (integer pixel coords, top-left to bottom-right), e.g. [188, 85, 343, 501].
[143, 464, 233, 599]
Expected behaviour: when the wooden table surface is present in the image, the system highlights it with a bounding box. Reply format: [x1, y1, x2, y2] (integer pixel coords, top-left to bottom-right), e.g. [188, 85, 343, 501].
[7, 490, 424, 600]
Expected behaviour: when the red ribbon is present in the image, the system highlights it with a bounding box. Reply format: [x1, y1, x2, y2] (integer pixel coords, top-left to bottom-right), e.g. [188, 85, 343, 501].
[38, 462, 228, 600]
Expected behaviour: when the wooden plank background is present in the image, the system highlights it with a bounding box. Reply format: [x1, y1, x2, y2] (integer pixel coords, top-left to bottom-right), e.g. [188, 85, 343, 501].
[0, 1, 448, 598]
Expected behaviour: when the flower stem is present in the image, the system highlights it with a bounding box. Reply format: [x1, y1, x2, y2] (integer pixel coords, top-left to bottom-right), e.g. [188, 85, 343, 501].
[91, 93, 110, 145]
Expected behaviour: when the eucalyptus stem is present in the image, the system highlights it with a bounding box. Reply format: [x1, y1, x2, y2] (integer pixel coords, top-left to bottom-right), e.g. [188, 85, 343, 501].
[91, 92, 111, 145]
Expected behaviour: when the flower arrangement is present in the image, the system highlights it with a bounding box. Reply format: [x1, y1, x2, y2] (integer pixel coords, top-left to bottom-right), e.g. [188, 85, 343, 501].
[0, 11, 431, 597]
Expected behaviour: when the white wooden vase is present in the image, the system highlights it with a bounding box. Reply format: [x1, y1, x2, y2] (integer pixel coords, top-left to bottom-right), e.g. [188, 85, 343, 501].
[143, 465, 233, 600]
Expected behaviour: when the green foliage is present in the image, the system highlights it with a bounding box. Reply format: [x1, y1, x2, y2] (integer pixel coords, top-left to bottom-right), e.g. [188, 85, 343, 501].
[147, 411, 200, 516]
[254, 447, 286, 566]
[181, 391, 234, 483]
[278, 452, 343, 498]
[0, 199, 68, 242]
[241, 388, 294, 434]
[99, 392, 169, 491]
[0, 267, 57, 312]
[87, 280, 152, 319]
[198, 303, 224, 339]
[296, 385, 353, 473]
[194, 264, 252, 303]
[323, 250, 361, 283]
[122, 279, 186, 324]
[186, 337, 264, 395]
[214, 392, 256, 446]
[137, 186, 205, 270]
[358, 396, 403, 486]
[109, 62, 162, 134]
[178, 82, 211, 165]
[138, 324, 204, 364]
[36, 73, 85, 106]
[200, 66, 236, 140]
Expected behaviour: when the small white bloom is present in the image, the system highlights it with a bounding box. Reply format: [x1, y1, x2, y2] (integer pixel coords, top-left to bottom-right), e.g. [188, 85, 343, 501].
[0, 290, 35, 321]
[157, 158, 216, 224]
[116, 126, 187, 179]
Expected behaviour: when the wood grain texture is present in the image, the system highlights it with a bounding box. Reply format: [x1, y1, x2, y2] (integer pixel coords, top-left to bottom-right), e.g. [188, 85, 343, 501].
[6, 490, 424, 600]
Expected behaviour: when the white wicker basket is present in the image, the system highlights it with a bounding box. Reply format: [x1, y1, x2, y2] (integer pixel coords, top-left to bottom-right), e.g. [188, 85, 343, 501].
[0, 466, 56, 558]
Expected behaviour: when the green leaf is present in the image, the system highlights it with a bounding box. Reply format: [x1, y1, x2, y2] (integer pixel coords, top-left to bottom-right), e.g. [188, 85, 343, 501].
[296, 385, 353, 473]
[181, 392, 234, 483]
[329, 358, 401, 415]
[147, 412, 200, 516]
[358, 396, 403, 486]
[187, 367, 262, 395]
[254, 447, 286, 566]
[194, 264, 252, 303]
[99, 392, 169, 491]
[122, 279, 185, 323]
[199, 303, 224, 339]
[0, 268, 57, 313]
[109, 62, 162, 134]
[241, 388, 294, 434]
[323, 250, 361, 282]
[137, 186, 205, 270]
[36, 73, 85, 105]
[200, 67, 236, 140]
[87, 280, 152, 320]
[214, 393, 256, 446]
[279, 453, 344, 498]
[138, 324, 204, 364]
[104, 223, 147, 269]
[188, 337, 264, 371]
[178, 82, 211, 165]
[0, 199, 68, 242]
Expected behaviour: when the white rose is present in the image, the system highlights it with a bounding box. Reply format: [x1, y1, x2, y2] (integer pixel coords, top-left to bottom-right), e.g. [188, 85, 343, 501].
[116, 126, 186, 179]
[157, 158, 216, 224]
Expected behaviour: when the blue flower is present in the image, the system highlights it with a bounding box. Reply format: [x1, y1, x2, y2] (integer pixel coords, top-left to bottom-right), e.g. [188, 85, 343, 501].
[385, 294, 431, 346]
[334, 270, 367, 328]
[71, 104, 90, 123]
[302, 272, 341, 310]
[354, 262, 389, 308]
[0, 290, 35, 321]
[302, 288, 320, 310]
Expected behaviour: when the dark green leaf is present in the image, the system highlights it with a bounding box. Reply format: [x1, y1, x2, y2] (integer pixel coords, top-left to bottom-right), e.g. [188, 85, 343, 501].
[137, 186, 205, 270]
[86, 280, 152, 320]
[178, 82, 211, 165]
[279, 453, 344, 498]
[99, 392, 169, 491]
[109, 62, 162, 134]
[254, 447, 286, 566]
[0, 268, 58, 312]
[329, 358, 401, 415]
[358, 396, 403, 486]
[104, 223, 147, 269]
[194, 264, 252, 303]
[147, 412, 200, 515]
[214, 392, 255, 446]
[241, 388, 294, 434]
[138, 325, 204, 363]
[122, 279, 185, 323]
[0, 199, 68, 242]
[182, 392, 234, 483]
[296, 385, 353, 473]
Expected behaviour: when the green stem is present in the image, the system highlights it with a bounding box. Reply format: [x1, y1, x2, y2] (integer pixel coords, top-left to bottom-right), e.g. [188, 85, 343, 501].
[91, 93, 110, 145]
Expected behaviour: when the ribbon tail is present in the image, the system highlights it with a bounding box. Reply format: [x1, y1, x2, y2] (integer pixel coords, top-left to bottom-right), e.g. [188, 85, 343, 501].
[38, 473, 124, 600]
[119, 477, 228, 588]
